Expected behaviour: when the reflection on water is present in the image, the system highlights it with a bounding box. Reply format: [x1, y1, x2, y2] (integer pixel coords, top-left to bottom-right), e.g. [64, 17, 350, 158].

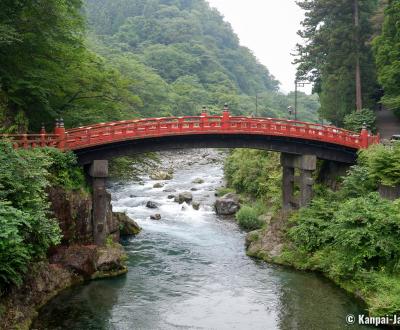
[33, 150, 378, 330]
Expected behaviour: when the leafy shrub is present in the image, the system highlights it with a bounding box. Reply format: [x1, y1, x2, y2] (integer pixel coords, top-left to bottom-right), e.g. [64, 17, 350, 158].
[236, 205, 263, 230]
[340, 165, 377, 198]
[0, 202, 31, 288]
[0, 141, 62, 291]
[343, 108, 376, 133]
[289, 190, 339, 253]
[224, 149, 281, 210]
[41, 148, 86, 190]
[359, 143, 400, 186]
[289, 193, 400, 279]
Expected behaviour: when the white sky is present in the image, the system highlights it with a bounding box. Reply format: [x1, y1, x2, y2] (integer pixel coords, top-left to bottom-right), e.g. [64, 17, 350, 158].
[206, 0, 311, 94]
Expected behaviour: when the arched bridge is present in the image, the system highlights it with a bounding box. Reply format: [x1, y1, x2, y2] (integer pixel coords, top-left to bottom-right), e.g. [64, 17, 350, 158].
[3, 109, 379, 164]
[1, 108, 380, 245]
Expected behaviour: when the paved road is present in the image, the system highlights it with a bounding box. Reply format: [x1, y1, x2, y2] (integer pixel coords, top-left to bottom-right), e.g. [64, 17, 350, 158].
[376, 107, 400, 139]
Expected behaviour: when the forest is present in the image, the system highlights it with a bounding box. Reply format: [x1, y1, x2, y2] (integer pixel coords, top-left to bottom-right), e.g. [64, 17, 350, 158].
[0, 0, 320, 133]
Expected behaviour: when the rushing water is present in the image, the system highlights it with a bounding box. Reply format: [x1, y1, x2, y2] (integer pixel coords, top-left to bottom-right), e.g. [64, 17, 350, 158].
[33, 150, 376, 330]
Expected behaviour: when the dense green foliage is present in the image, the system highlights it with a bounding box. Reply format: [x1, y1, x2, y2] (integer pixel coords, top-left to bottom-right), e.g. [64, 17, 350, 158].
[224, 150, 281, 205]
[235, 206, 263, 231]
[343, 108, 376, 132]
[373, 0, 400, 117]
[283, 143, 400, 315]
[296, 0, 379, 125]
[84, 0, 320, 121]
[224, 149, 282, 229]
[0, 141, 85, 292]
[1, 0, 321, 131]
[0, 0, 140, 130]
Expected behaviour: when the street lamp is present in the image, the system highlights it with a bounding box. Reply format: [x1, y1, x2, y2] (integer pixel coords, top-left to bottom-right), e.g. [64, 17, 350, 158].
[294, 79, 311, 121]
[287, 106, 293, 119]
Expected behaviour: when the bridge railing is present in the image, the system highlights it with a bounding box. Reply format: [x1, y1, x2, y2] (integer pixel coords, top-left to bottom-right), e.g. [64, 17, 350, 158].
[0, 111, 380, 151]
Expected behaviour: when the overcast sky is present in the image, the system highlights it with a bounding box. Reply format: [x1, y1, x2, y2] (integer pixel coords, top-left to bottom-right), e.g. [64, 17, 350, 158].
[206, 0, 311, 94]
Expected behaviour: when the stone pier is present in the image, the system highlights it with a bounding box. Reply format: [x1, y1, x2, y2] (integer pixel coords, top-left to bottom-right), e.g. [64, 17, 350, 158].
[89, 160, 109, 245]
[281, 153, 317, 210]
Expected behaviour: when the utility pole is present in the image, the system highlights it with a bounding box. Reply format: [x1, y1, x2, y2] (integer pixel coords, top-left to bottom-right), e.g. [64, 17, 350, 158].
[294, 80, 298, 121]
[354, 0, 363, 111]
[255, 92, 258, 117]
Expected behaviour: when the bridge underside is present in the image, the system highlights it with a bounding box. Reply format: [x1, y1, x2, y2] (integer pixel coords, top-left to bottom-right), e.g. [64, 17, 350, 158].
[74, 133, 358, 165]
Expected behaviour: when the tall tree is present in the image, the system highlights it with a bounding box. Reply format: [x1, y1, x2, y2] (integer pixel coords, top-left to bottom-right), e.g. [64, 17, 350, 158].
[295, 0, 378, 125]
[373, 0, 400, 117]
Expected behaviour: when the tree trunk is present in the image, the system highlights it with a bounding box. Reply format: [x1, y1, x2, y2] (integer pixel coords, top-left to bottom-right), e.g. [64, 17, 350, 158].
[354, 0, 363, 111]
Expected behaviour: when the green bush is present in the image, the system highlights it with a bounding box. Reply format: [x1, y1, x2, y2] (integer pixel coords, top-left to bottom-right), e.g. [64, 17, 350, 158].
[358, 143, 400, 187]
[0, 141, 62, 291]
[236, 205, 263, 230]
[224, 149, 281, 210]
[41, 148, 86, 190]
[289, 193, 400, 279]
[343, 108, 376, 133]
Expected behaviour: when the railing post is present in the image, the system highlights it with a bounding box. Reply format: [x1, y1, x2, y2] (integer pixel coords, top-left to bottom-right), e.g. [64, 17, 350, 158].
[222, 103, 230, 130]
[22, 133, 28, 149]
[40, 123, 46, 147]
[360, 123, 369, 148]
[54, 118, 66, 150]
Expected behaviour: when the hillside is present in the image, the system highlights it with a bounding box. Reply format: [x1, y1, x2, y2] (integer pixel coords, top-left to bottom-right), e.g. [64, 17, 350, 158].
[0, 0, 319, 131]
[83, 0, 320, 123]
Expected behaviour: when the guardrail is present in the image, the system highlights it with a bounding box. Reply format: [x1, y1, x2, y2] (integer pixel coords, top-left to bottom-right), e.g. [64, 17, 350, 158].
[0, 111, 380, 151]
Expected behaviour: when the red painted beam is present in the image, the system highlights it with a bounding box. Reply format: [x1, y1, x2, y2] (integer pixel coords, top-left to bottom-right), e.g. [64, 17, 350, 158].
[0, 112, 380, 151]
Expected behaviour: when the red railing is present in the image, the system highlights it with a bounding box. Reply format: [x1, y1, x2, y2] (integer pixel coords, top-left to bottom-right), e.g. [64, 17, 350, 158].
[0, 111, 380, 151]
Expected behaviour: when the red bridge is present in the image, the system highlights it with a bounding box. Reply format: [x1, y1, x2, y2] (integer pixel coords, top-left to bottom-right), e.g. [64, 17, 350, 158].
[1, 107, 380, 245]
[0, 108, 379, 164]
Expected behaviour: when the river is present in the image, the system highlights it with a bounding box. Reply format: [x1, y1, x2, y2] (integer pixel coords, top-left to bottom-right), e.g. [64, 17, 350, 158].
[33, 149, 375, 330]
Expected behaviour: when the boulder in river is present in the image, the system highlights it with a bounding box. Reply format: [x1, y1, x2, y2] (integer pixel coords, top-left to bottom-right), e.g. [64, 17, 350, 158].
[167, 194, 175, 199]
[192, 178, 205, 184]
[146, 201, 159, 209]
[214, 193, 240, 215]
[192, 201, 200, 210]
[113, 212, 141, 236]
[150, 214, 162, 220]
[153, 183, 164, 188]
[150, 171, 173, 180]
[190, 187, 198, 191]
[174, 192, 193, 204]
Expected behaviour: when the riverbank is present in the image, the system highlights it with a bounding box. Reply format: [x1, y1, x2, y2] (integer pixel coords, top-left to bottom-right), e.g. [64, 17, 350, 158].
[0, 185, 130, 330]
[226, 146, 400, 318]
[245, 212, 400, 319]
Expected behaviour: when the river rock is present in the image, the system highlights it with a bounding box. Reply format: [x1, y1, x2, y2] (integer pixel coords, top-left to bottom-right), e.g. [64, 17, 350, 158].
[150, 214, 161, 220]
[150, 171, 173, 180]
[192, 201, 200, 210]
[146, 201, 159, 209]
[214, 193, 240, 215]
[95, 245, 126, 273]
[113, 212, 141, 236]
[167, 194, 175, 199]
[174, 192, 193, 204]
[192, 178, 205, 184]
[190, 187, 198, 191]
[153, 183, 164, 188]
[163, 188, 176, 193]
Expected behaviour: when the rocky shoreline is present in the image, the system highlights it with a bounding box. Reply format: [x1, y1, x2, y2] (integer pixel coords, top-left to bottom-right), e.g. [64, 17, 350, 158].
[0, 187, 140, 330]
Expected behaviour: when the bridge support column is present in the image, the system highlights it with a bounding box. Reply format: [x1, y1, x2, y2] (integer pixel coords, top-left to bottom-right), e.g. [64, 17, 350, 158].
[281, 153, 317, 210]
[282, 165, 295, 211]
[89, 160, 109, 246]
